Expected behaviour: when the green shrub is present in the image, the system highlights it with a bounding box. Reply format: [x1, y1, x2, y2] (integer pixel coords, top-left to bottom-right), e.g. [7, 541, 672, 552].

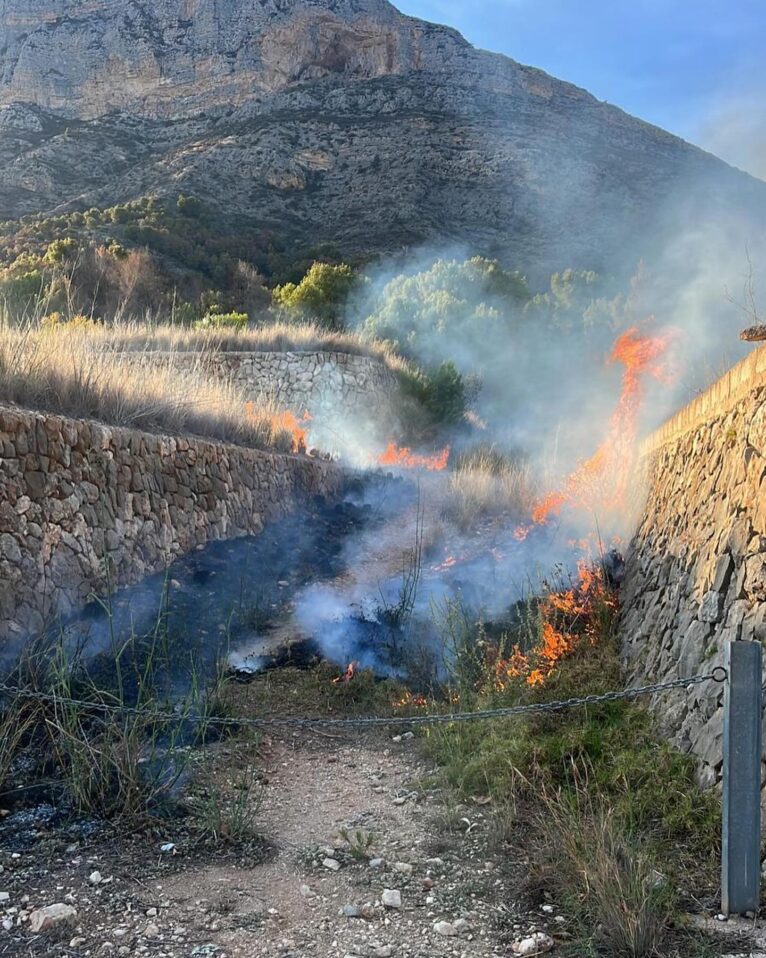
[177, 194, 206, 218]
[273, 261, 358, 328]
[0, 268, 45, 305]
[195, 310, 249, 330]
[361, 256, 530, 359]
[397, 360, 466, 433]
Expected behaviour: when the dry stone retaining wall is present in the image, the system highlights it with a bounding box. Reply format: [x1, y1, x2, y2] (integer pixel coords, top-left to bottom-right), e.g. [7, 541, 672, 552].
[172, 351, 399, 454]
[147, 349, 402, 456]
[196, 350, 398, 411]
[620, 345, 766, 786]
[0, 405, 342, 644]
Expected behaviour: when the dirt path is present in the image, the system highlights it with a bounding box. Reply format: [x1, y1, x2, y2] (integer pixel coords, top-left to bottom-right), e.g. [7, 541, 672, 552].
[1, 727, 558, 957]
[158, 731, 517, 958]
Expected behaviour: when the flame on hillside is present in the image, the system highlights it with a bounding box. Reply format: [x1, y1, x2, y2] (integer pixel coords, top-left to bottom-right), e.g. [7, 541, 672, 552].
[333, 661, 359, 685]
[247, 402, 313, 454]
[522, 325, 673, 530]
[490, 561, 618, 689]
[377, 442, 450, 471]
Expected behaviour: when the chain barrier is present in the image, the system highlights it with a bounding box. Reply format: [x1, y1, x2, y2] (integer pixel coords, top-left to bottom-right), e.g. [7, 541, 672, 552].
[0, 667, 727, 730]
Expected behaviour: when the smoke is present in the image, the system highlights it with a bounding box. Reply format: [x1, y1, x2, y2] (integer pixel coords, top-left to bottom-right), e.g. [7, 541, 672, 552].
[694, 91, 766, 182]
[276, 185, 766, 680]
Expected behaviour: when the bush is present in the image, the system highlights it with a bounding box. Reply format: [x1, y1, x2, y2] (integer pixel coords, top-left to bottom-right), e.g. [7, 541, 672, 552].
[361, 256, 530, 363]
[41, 312, 98, 330]
[195, 310, 249, 330]
[397, 360, 466, 435]
[176, 194, 206, 219]
[273, 261, 358, 328]
[44, 237, 78, 265]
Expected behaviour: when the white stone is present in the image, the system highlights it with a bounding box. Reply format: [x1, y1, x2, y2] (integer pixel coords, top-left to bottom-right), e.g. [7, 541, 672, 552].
[28, 903, 77, 933]
[381, 890, 401, 909]
[511, 932, 555, 955]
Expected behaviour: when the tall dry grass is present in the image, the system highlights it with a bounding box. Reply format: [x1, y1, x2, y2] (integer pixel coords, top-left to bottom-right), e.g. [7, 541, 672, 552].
[537, 782, 670, 957]
[0, 323, 294, 449]
[45, 318, 399, 364]
[442, 447, 537, 529]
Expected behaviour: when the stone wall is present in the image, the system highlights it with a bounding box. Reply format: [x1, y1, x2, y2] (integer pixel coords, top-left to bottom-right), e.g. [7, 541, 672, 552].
[0, 405, 342, 643]
[152, 350, 401, 456]
[620, 345, 766, 786]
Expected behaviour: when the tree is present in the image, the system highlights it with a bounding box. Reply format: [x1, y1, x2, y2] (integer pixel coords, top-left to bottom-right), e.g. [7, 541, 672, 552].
[361, 256, 530, 364]
[273, 262, 358, 328]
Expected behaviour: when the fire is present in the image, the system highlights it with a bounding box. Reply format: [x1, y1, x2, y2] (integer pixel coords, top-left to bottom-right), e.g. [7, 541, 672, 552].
[529, 325, 673, 526]
[377, 442, 450, 472]
[431, 554, 460, 573]
[248, 402, 313, 454]
[392, 690, 428, 710]
[333, 661, 359, 685]
[488, 561, 619, 689]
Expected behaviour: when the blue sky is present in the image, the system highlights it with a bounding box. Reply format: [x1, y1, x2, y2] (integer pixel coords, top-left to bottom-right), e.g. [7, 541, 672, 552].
[398, 0, 765, 179]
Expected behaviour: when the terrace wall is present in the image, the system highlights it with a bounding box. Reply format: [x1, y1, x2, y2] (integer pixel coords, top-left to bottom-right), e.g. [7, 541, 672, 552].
[0, 405, 342, 643]
[163, 350, 402, 453]
[620, 345, 766, 786]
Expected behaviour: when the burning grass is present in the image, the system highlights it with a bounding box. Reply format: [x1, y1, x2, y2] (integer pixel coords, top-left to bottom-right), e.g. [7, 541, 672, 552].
[376, 441, 451, 471]
[417, 570, 720, 956]
[0, 323, 298, 449]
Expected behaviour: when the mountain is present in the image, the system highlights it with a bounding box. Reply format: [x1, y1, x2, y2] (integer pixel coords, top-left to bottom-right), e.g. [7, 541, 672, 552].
[1, 0, 764, 275]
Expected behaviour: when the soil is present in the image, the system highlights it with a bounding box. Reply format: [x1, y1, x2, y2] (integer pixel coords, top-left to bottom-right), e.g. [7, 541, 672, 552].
[0, 717, 556, 958]
[0, 476, 752, 958]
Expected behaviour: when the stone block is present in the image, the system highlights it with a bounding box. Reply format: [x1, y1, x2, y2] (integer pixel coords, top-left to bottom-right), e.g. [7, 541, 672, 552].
[699, 590, 724, 623]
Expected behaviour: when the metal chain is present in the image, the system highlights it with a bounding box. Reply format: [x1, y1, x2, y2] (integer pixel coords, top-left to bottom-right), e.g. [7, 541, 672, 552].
[0, 668, 727, 730]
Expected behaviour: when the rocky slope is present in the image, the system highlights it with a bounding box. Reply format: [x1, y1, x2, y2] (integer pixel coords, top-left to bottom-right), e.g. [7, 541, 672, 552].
[1, 0, 764, 272]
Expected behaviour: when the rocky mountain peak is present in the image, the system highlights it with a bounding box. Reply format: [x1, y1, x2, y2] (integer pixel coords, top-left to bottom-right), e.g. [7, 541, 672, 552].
[0, 0, 469, 119]
[0, 0, 764, 274]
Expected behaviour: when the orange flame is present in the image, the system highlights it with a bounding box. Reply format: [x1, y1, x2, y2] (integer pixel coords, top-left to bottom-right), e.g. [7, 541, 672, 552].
[529, 325, 673, 527]
[489, 561, 618, 688]
[393, 690, 428, 710]
[377, 442, 450, 472]
[248, 402, 313, 454]
[333, 661, 359, 685]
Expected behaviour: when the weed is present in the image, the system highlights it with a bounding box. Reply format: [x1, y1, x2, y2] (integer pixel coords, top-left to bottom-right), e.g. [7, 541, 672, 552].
[338, 827, 376, 861]
[0, 322, 289, 448]
[1, 608, 232, 822]
[418, 567, 720, 953]
[0, 696, 34, 805]
[536, 782, 671, 957]
[192, 764, 264, 843]
[442, 446, 537, 530]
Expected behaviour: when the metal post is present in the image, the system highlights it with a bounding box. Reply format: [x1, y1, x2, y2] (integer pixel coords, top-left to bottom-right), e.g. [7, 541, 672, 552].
[722, 639, 762, 915]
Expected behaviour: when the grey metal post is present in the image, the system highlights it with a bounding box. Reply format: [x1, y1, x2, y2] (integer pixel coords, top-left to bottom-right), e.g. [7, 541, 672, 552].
[722, 639, 762, 915]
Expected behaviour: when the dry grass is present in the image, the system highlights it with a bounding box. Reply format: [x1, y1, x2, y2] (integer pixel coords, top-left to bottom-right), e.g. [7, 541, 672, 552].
[442, 447, 537, 529]
[0, 323, 296, 449]
[65, 318, 399, 364]
[537, 782, 670, 957]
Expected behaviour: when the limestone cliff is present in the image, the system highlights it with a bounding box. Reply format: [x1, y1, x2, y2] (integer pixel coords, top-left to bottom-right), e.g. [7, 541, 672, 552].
[1, 0, 764, 271]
